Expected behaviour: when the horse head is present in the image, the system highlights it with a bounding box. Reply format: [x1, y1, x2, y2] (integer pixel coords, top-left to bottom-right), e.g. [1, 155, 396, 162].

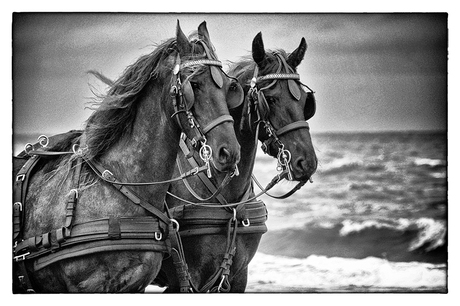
[174, 21, 241, 173]
[249, 32, 317, 181]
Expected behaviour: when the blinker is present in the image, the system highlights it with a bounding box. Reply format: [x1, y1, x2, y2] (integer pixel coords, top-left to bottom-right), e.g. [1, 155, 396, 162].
[210, 66, 223, 88]
[227, 82, 244, 109]
[288, 79, 301, 101]
[304, 91, 316, 120]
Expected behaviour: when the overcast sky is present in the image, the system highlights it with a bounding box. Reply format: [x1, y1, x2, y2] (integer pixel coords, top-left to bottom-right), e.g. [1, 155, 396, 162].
[12, 13, 447, 134]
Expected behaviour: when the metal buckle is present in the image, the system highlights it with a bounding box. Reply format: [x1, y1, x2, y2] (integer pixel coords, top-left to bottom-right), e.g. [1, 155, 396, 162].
[14, 202, 23, 212]
[69, 189, 79, 199]
[16, 174, 25, 181]
[242, 219, 250, 227]
[102, 170, 114, 181]
[14, 252, 30, 262]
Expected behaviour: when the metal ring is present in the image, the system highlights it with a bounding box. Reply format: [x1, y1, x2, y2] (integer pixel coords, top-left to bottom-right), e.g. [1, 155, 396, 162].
[277, 148, 292, 166]
[199, 144, 213, 162]
[38, 135, 49, 147]
[242, 219, 250, 227]
[72, 144, 82, 155]
[170, 219, 180, 232]
[170, 85, 178, 96]
[155, 232, 163, 241]
[24, 143, 33, 155]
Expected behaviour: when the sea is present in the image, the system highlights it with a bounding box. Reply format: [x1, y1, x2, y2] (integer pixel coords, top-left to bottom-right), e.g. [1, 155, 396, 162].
[12, 131, 448, 293]
[247, 131, 448, 293]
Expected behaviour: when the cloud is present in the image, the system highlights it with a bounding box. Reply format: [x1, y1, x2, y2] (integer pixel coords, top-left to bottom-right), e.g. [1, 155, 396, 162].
[12, 13, 448, 133]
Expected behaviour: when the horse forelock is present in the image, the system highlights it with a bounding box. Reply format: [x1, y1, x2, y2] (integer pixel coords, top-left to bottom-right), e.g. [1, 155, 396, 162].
[228, 49, 291, 89]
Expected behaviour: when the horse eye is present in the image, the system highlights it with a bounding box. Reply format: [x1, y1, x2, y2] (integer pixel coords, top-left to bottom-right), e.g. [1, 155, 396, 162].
[190, 82, 200, 90]
[266, 96, 276, 104]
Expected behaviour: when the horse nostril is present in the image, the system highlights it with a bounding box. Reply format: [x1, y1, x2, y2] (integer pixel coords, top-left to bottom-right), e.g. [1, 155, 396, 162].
[294, 157, 307, 172]
[218, 147, 231, 164]
[293, 156, 317, 178]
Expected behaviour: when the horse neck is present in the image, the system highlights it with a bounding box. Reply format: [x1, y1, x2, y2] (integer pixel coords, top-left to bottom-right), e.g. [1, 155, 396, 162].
[94, 85, 180, 198]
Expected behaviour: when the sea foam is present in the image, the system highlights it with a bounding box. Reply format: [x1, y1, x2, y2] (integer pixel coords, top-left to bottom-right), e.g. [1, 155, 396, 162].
[246, 252, 446, 292]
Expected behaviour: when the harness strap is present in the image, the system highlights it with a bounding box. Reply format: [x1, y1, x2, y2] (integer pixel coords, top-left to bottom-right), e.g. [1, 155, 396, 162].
[177, 138, 229, 205]
[168, 225, 192, 292]
[14, 216, 169, 271]
[201, 115, 234, 135]
[13, 155, 40, 242]
[168, 201, 267, 237]
[201, 218, 238, 293]
[82, 157, 171, 227]
[252, 171, 308, 199]
[275, 121, 310, 137]
[161, 203, 193, 293]
[65, 158, 83, 228]
[14, 260, 35, 293]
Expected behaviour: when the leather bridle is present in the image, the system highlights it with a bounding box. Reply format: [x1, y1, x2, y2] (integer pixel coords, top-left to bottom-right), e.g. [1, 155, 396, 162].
[249, 52, 314, 185]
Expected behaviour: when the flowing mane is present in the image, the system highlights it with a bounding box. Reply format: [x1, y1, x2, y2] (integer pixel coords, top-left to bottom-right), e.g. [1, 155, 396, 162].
[84, 33, 217, 160]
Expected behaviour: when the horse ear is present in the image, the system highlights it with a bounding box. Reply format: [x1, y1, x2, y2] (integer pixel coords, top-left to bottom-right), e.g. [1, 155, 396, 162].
[176, 20, 192, 55]
[198, 21, 211, 45]
[252, 32, 266, 67]
[287, 37, 307, 68]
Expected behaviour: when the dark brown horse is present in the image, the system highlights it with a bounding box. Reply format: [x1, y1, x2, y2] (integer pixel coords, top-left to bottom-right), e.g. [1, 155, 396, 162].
[155, 32, 317, 292]
[12, 21, 241, 292]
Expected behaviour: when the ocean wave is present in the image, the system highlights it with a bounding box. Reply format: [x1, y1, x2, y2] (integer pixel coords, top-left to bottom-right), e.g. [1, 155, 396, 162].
[412, 157, 446, 167]
[258, 217, 447, 263]
[246, 252, 446, 292]
[408, 218, 447, 252]
[317, 157, 388, 176]
[339, 218, 411, 236]
[340, 218, 446, 252]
